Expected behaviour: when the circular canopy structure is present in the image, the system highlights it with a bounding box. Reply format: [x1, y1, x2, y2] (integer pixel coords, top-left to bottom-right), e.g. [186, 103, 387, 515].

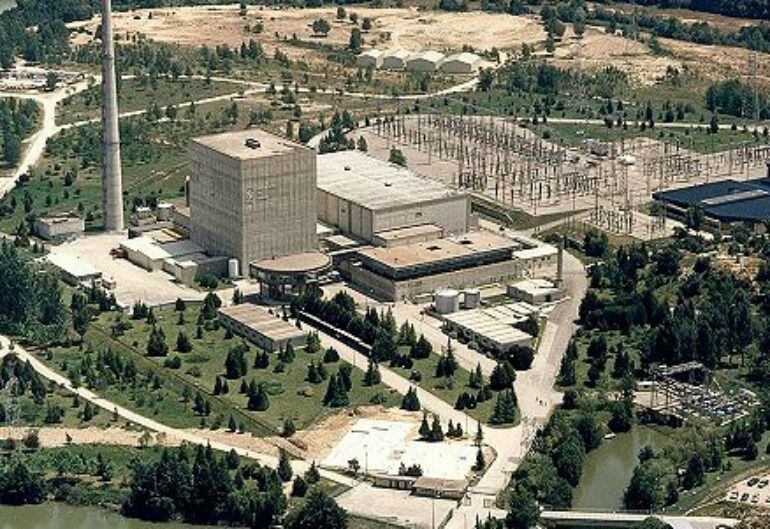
[249, 252, 332, 302]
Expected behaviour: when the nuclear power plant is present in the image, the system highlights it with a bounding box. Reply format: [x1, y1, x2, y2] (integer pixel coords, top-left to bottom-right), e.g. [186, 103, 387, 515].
[100, 0, 124, 232]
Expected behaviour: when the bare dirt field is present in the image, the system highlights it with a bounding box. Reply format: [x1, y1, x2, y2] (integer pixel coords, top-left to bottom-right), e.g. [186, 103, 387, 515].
[69, 5, 545, 56]
[662, 38, 770, 85]
[294, 406, 420, 461]
[552, 26, 681, 86]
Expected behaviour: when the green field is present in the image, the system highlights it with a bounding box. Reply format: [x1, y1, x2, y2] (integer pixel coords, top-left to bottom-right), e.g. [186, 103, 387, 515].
[58, 77, 246, 124]
[530, 121, 769, 153]
[86, 305, 398, 432]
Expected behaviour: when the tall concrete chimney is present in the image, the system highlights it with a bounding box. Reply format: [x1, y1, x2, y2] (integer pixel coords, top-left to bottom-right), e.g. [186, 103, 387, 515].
[555, 236, 564, 288]
[101, 0, 124, 231]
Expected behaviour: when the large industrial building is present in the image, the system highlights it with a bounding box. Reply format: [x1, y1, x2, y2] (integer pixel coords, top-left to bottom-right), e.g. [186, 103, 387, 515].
[405, 51, 446, 73]
[316, 151, 470, 243]
[348, 231, 523, 300]
[653, 177, 770, 231]
[189, 129, 318, 272]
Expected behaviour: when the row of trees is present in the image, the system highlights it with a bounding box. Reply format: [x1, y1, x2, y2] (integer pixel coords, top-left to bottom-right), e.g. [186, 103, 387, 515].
[0, 98, 40, 167]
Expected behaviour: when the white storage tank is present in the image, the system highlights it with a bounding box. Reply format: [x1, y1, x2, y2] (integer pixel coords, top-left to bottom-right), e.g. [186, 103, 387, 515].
[464, 288, 481, 309]
[156, 202, 173, 221]
[435, 289, 460, 315]
[228, 258, 240, 279]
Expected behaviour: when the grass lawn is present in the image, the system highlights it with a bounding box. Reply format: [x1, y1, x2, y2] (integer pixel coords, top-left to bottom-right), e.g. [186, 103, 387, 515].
[92, 305, 398, 432]
[531, 121, 768, 153]
[58, 77, 247, 124]
[388, 347, 507, 426]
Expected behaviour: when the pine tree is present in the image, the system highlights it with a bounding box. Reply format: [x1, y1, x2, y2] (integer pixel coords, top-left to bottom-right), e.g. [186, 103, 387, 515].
[430, 415, 444, 442]
[147, 325, 169, 357]
[305, 461, 321, 484]
[473, 447, 486, 471]
[401, 387, 421, 411]
[418, 414, 431, 440]
[363, 360, 381, 386]
[247, 384, 269, 411]
[277, 449, 293, 482]
[176, 331, 193, 353]
[228, 415, 237, 432]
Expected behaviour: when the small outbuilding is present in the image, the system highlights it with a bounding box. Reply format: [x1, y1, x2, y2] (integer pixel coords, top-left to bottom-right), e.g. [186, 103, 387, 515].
[356, 49, 383, 69]
[33, 215, 84, 240]
[405, 51, 446, 73]
[440, 52, 482, 74]
[382, 49, 411, 71]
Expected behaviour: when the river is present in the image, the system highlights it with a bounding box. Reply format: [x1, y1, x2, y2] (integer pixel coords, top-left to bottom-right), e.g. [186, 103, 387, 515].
[572, 425, 672, 511]
[0, 504, 215, 529]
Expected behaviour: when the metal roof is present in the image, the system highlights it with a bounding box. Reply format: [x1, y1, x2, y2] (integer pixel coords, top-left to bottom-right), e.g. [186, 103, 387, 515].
[317, 150, 462, 211]
[654, 178, 770, 223]
[443, 52, 481, 65]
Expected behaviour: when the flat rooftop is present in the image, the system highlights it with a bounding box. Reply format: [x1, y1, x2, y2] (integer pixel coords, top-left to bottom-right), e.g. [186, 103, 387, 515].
[191, 129, 305, 161]
[654, 178, 770, 223]
[444, 304, 535, 347]
[358, 230, 517, 270]
[510, 278, 560, 296]
[219, 304, 306, 342]
[317, 151, 462, 211]
[46, 253, 101, 278]
[251, 251, 331, 274]
[373, 224, 444, 242]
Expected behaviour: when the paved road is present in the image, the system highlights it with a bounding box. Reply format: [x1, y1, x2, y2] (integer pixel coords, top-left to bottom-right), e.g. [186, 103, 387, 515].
[0, 334, 354, 486]
[0, 78, 92, 198]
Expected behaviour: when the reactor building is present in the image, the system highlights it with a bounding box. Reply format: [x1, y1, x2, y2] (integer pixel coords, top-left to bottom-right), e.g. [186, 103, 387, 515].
[188, 129, 330, 299]
[188, 129, 317, 269]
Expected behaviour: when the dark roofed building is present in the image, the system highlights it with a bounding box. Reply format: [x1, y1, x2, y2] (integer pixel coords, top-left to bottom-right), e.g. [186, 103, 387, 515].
[653, 177, 770, 230]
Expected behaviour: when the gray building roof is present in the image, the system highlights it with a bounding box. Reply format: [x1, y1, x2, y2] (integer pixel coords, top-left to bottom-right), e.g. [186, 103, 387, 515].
[317, 151, 461, 211]
[191, 129, 306, 161]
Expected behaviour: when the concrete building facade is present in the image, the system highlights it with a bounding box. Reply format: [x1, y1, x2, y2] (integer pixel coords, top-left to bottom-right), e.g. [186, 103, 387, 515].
[34, 215, 84, 240]
[189, 129, 317, 270]
[316, 151, 469, 242]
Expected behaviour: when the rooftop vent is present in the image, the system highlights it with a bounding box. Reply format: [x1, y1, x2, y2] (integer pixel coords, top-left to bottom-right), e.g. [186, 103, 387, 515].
[245, 138, 261, 150]
[344, 166, 351, 171]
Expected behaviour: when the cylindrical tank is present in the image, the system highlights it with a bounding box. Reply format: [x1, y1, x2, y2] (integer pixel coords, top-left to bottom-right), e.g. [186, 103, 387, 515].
[435, 289, 460, 314]
[464, 289, 481, 309]
[156, 203, 172, 221]
[228, 258, 239, 279]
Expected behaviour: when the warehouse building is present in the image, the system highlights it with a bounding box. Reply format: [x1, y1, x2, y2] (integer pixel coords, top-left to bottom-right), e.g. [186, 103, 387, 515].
[653, 177, 770, 231]
[382, 49, 411, 70]
[439, 52, 482, 74]
[405, 51, 445, 73]
[33, 214, 84, 240]
[507, 278, 563, 304]
[316, 151, 470, 242]
[218, 303, 307, 351]
[189, 129, 317, 271]
[46, 253, 103, 287]
[356, 49, 383, 69]
[348, 230, 522, 300]
[120, 236, 228, 286]
[442, 302, 537, 354]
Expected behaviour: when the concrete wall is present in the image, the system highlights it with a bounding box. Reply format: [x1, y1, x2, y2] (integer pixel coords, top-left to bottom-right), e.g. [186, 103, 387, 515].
[189, 140, 316, 266]
[349, 259, 521, 301]
[317, 191, 469, 242]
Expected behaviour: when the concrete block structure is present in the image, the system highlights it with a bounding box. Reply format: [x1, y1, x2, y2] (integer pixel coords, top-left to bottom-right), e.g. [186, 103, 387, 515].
[356, 49, 383, 69]
[33, 215, 84, 240]
[440, 52, 482, 74]
[405, 51, 445, 73]
[382, 49, 410, 70]
[507, 278, 563, 304]
[348, 231, 522, 301]
[317, 151, 469, 242]
[218, 304, 307, 351]
[189, 129, 317, 271]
